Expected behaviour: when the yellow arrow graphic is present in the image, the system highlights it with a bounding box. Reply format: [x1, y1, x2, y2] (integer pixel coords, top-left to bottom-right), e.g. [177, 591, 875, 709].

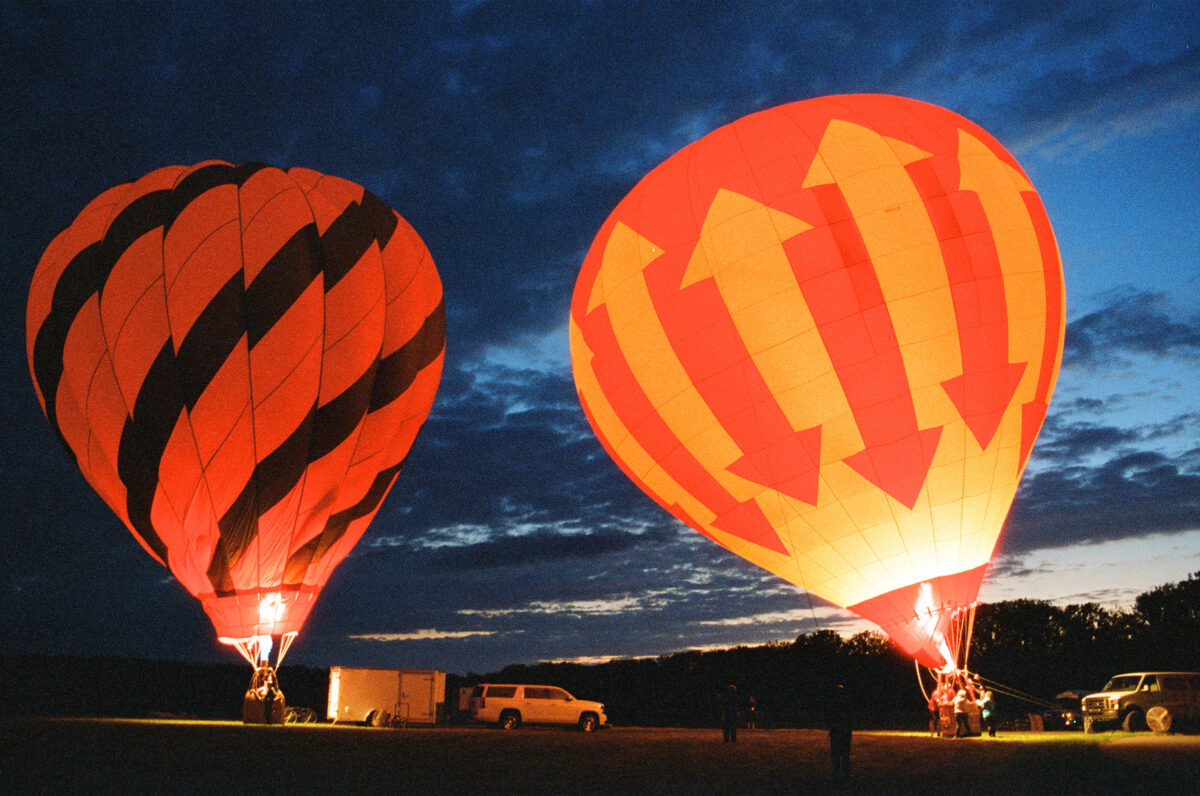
[803, 118, 960, 414]
[680, 188, 854, 468]
[593, 222, 750, 497]
[956, 128, 1045, 404]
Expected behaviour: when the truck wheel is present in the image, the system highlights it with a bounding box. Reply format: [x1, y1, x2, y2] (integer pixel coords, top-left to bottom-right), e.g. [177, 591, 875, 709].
[578, 714, 598, 732]
[499, 710, 521, 730]
[365, 709, 391, 727]
[1121, 709, 1145, 732]
[1146, 706, 1173, 734]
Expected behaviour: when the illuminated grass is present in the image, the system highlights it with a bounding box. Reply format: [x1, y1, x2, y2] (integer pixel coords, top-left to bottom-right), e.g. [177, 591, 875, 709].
[2, 719, 1196, 794]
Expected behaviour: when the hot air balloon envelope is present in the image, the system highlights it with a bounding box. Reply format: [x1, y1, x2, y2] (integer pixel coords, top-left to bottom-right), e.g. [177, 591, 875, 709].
[569, 95, 1064, 668]
[27, 161, 445, 649]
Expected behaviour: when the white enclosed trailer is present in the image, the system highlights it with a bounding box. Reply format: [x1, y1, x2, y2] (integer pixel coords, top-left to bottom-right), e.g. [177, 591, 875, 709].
[327, 667, 447, 725]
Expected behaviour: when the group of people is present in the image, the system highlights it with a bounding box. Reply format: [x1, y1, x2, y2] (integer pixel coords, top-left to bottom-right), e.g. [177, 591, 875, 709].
[928, 674, 996, 738]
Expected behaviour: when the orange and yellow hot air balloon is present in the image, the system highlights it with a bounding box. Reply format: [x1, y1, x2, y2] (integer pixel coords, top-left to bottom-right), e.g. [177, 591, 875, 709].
[569, 95, 1064, 669]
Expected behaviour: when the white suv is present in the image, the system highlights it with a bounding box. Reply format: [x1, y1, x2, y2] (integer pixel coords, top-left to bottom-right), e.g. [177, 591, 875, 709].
[467, 684, 607, 731]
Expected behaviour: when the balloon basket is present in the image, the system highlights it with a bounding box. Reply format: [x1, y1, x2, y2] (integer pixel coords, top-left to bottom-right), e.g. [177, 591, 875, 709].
[242, 664, 286, 725]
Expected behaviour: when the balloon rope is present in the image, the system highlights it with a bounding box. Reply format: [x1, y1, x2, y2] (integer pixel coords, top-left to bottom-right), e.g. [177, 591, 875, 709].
[961, 604, 977, 673]
[972, 673, 1063, 713]
[915, 660, 931, 703]
[803, 589, 822, 632]
[276, 631, 298, 666]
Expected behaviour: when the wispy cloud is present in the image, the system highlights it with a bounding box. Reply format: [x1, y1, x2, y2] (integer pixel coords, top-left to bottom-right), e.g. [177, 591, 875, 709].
[459, 596, 646, 618]
[349, 628, 502, 643]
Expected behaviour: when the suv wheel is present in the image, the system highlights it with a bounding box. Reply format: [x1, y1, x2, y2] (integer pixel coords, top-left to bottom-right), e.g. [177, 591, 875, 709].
[499, 710, 521, 730]
[578, 713, 598, 732]
[1121, 709, 1146, 732]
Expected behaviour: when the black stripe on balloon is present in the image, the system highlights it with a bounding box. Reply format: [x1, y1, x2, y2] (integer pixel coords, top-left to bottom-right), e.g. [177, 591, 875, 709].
[33, 186, 176, 433]
[31, 241, 104, 438]
[318, 192, 399, 289]
[166, 163, 270, 222]
[174, 274, 245, 409]
[282, 457, 407, 586]
[361, 189, 399, 249]
[369, 297, 446, 411]
[280, 295, 444, 583]
[206, 479, 259, 596]
[308, 363, 378, 462]
[245, 223, 322, 348]
[116, 341, 180, 563]
[117, 269, 245, 563]
[97, 189, 175, 273]
[208, 404, 317, 596]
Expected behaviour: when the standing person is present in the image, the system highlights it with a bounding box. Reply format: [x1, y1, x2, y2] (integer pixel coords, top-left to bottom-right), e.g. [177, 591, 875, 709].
[978, 690, 997, 737]
[828, 684, 853, 784]
[260, 666, 279, 725]
[720, 684, 740, 743]
[927, 688, 941, 737]
[952, 689, 970, 737]
[746, 696, 758, 730]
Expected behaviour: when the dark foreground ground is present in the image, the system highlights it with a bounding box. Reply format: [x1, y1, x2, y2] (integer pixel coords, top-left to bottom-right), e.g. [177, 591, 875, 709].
[2, 718, 1199, 794]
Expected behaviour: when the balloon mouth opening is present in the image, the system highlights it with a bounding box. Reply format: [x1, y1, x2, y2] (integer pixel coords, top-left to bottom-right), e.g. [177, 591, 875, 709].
[200, 585, 320, 643]
[847, 564, 987, 668]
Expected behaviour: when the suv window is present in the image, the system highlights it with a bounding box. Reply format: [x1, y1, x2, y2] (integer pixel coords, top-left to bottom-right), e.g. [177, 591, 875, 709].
[486, 686, 517, 698]
[1141, 676, 1160, 692]
[523, 687, 570, 700]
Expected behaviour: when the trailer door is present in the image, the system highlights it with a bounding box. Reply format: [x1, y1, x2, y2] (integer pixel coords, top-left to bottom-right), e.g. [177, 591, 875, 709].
[399, 671, 436, 723]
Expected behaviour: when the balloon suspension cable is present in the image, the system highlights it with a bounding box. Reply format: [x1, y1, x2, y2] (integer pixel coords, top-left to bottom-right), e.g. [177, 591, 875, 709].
[971, 672, 1068, 714]
[962, 604, 977, 673]
[914, 602, 979, 697]
[220, 631, 299, 668]
[915, 659, 932, 703]
[915, 606, 1067, 717]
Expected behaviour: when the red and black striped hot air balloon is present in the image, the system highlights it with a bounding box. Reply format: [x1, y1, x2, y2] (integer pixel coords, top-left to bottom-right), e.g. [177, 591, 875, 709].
[570, 95, 1065, 670]
[27, 161, 444, 664]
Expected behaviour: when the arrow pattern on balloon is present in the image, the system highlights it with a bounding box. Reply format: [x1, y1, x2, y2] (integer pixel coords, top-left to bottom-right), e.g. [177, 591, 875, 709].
[1020, 189, 1065, 463]
[677, 188, 822, 506]
[579, 221, 789, 555]
[929, 128, 1034, 450]
[796, 119, 945, 509]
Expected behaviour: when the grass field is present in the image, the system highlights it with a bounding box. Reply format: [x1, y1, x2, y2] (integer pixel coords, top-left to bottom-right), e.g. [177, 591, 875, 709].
[2, 718, 1198, 794]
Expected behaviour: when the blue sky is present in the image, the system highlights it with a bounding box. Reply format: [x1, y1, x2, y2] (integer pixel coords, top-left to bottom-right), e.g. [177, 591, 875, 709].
[2, 1, 1197, 674]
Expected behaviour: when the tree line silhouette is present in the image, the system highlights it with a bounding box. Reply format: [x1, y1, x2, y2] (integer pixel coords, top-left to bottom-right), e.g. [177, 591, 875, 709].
[1, 571, 1195, 726]
[472, 571, 1200, 728]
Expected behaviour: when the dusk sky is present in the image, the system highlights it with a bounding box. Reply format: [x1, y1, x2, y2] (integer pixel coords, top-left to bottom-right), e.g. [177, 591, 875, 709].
[3, 1, 1198, 676]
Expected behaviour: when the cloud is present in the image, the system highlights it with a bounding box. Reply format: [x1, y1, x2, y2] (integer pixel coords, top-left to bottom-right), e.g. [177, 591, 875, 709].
[349, 628, 501, 642]
[1005, 449, 1200, 553]
[697, 605, 852, 628]
[459, 596, 645, 618]
[1063, 290, 1200, 369]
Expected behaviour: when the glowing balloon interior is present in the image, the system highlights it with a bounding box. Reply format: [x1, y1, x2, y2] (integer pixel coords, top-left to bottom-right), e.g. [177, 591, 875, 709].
[27, 162, 445, 660]
[569, 95, 1064, 669]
